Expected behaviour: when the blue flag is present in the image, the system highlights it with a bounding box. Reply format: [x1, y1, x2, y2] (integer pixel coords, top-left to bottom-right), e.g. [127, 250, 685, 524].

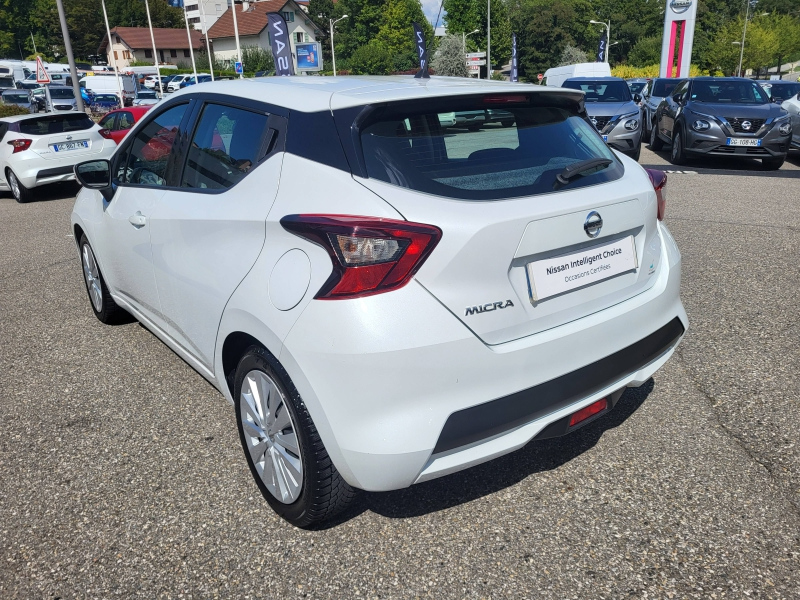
[167, 0, 184, 7]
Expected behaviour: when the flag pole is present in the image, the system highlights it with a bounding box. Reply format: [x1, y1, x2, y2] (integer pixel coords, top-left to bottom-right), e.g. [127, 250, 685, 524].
[144, 0, 164, 97]
[101, 0, 125, 107]
[231, 0, 243, 78]
[199, 0, 214, 80]
[182, 2, 198, 82]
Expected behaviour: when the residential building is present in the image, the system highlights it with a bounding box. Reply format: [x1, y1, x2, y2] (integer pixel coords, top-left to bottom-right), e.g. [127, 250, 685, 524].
[184, 0, 232, 32]
[206, 0, 322, 70]
[99, 27, 204, 69]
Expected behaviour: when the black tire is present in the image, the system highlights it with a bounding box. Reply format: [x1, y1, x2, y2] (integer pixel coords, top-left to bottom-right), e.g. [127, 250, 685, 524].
[629, 141, 642, 162]
[7, 169, 34, 203]
[234, 346, 357, 528]
[78, 234, 129, 324]
[468, 125, 482, 131]
[649, 120, 664, 151]
[501, 120, 514, 128]
[762, 157, 784, 170]
[670, 129, 688, 165]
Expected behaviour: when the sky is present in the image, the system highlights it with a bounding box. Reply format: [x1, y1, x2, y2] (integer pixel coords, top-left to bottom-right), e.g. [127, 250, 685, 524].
[421, 0, 444, 27]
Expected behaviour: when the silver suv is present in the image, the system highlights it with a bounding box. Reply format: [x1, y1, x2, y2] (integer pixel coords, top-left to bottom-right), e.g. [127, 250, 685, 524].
[642, 78, 687, 138]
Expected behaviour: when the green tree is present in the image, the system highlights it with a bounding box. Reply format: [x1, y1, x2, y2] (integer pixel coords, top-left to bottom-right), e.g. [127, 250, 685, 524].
[332, 0, 389, 61]
[443, 0, 512, 68]
[558, 44, 589, 65]
[432, 33, 470, 76]
[375, 0, 434, 57]
[628, 35, 662, 67]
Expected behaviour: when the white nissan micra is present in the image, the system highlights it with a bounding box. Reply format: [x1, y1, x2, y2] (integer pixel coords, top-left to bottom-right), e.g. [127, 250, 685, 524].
[71, 76, 687, 527]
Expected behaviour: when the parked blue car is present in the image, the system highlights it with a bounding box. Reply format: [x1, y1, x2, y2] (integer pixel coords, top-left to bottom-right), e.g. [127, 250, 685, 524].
[179, 74, 213, 89]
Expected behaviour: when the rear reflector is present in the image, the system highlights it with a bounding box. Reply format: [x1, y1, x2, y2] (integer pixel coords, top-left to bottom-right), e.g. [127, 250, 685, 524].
[568, 397, 608, 428]
[280, 214, 442, 300]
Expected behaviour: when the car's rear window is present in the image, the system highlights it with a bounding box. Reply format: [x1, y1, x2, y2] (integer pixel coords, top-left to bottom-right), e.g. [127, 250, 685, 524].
[3, 93, 29, 103]
[19, 114, 94, 135]
[360, 97, 622, 201]
[49, 88, 74, 99]
[651, 79, 685, 97]
[561, 80, 632, 103]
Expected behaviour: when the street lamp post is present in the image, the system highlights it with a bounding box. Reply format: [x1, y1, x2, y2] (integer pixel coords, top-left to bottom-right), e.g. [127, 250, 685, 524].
[54, 0, 84, 111]
[733, 5, 769, 77]
[330, 15, 348, 77]
[486, 0, 491, 79]
[590, 19, 611, 63]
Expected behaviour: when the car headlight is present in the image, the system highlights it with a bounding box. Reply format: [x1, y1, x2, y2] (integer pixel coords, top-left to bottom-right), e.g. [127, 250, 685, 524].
[692, 120, 711, 132]
[624, 119, 639, 131]
[778, 122, 791, 135]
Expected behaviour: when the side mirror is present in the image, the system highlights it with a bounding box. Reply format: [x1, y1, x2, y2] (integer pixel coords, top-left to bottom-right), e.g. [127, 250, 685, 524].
[74, 159, 114, 201]
[672, 93, 684, 104]
[633, 93, 642, 104]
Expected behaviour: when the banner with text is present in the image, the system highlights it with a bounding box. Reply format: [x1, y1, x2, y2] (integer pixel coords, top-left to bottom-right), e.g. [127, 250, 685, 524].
[510, 33, 518, 82]
[412, 22, 430, 79]
[267, 12, 295, 76]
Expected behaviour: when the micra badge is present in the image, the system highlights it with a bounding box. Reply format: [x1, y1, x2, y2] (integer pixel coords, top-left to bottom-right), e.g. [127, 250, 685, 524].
[465, 300, 514, 316]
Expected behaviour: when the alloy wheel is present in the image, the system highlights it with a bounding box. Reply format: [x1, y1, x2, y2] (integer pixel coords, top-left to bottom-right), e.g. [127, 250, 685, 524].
[239, 369, 303, 504]
[81, 244, 103, 312]
[8, 171, 20, 201]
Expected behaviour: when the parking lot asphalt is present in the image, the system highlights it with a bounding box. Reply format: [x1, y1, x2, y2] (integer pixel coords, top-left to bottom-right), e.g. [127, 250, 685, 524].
[1, 147, 799, 599]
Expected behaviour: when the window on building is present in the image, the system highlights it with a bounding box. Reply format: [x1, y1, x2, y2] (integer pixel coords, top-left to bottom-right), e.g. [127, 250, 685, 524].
[170, 49, 178, 58]
[282, 11, 294, 22]
[189, 17, 200, 24]
[215, 4, 221, 12]
[184, 49, 191, 57]
[114, 51, 118, 60]
[180, 103, 268, 190]
[118, 104, 189, 186]
[144, 49, 153, 58]
[294, 32, 304, 44]
[185, 3, 198, 10]
[123, 50, 131, 59]
[116, 36, 121, 44]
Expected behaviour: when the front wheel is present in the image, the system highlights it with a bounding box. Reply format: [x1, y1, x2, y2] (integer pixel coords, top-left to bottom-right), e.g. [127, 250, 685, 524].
[670, 130, 688, 165]
[762, 157, 784, 170]
[79, 235, 129, 324]
[649, 121, 664, 151]
[234, 347, 357, 528]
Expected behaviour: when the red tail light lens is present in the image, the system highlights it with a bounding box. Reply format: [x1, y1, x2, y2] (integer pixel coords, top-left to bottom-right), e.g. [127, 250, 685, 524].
[568, 397, 608, 427]
[99, 129, 112, 139]
[280, 214, 442, 300]
[645, 168, 667, 221]
[8, 139, 32, 154]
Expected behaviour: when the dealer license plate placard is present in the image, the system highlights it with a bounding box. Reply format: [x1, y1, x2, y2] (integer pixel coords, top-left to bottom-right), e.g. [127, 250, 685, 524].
[52, 141, 89, 152]
[726, 138, 760, 147]
[526, 236, 638, 303]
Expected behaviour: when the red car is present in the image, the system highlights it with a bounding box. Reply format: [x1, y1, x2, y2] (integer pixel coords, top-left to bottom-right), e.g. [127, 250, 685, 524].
[97, 106, 152, 145]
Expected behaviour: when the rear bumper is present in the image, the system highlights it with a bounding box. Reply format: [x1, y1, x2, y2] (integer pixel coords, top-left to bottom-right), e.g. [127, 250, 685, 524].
[6, 142, 115, 189]
[281, 222, 686, 492]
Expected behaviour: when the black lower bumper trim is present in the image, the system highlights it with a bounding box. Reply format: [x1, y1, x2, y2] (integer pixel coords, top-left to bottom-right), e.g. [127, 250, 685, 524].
[37, 166, 75, 180]
[432, 317, 685, 454]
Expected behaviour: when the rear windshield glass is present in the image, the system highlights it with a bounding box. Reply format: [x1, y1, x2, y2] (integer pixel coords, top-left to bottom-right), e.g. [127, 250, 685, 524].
[49, 88, 74, 99]
[94, 95, 118, 102]
[628, 82, 647, 94]
[0, 77, 14, 88]
[19, 114, 94, 135]
[561, 80, 632, 103]
[3, 93, 29, 103]
[690, 80, 768, 104]
[360, 98, 622, 201]
[651, 79, 685, 97]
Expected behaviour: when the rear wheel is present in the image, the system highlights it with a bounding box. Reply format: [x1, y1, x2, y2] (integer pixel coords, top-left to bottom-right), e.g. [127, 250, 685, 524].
[649, 121, 664, 151]
[670, 130, 688, 165]
[762, 157, 784, 170]
[7, 169, 33, 203]
[234, 346, 357, 528]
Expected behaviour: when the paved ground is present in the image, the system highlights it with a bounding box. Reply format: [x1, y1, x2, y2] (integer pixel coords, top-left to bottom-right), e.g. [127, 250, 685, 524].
[1, 147, 799, 598]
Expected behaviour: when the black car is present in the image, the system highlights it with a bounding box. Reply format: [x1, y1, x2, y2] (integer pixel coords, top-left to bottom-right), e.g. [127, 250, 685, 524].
[759, 80, 800, 104]
[651, 77, 791, 169]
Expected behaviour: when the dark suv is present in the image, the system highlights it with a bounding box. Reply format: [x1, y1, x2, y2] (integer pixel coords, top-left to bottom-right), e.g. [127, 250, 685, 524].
[651, 77, 791, 169]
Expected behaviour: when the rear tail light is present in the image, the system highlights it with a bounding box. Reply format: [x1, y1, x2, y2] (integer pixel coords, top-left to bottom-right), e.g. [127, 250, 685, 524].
[280, 214, 442, 300]
[482, 95, 529, 104]
[8, 139, 32, 154]
[645, 168, 667, 221]
[568, 397, 608, 427]
[99, 129, 112, 139]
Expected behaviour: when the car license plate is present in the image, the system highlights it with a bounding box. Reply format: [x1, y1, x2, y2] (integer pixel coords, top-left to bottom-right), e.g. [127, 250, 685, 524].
[726, 138, 761, 147]
[52, 141, 88, 152]
[602, 135, 608, 142]
[526, 236, 638, 303]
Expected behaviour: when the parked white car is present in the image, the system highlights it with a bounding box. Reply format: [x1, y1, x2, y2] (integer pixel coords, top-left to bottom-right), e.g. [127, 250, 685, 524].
[781, 90, 800, 152]
[167, 74, 192, 92]
[70, 77, 687, 527]
[0, 112, 115, 203]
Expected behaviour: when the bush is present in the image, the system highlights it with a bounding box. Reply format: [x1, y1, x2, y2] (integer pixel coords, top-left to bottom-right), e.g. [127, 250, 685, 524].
[610, 64, 710, 79]
[346, 40, 394, 75]
[0, 104, 31, 117]
[432, 34, 469, 78]
[558, 45, 589, 66]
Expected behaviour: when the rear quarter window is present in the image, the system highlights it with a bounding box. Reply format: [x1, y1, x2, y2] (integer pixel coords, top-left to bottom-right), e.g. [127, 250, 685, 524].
[359, 96, 623, 201]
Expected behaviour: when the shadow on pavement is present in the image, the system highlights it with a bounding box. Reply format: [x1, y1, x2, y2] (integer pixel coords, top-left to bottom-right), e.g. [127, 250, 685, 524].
[0, 181, 82, 203]
[317, 381, 654, 528]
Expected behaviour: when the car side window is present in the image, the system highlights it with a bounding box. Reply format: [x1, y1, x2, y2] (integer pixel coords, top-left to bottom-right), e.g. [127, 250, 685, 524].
[120, 103, 188, 187]
[118, 111, 135, 131]
[180, 103, 268, 190]
[672, 81, 688, 99]
[98, 113, 116, 131]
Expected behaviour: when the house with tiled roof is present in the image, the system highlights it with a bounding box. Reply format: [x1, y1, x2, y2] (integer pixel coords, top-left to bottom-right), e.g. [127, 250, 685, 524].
[206, 0, 322, 70]
[99, 27, 204, 69]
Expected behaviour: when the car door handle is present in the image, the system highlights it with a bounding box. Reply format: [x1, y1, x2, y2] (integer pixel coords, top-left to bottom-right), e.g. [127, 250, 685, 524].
[128, 212, 147, 228]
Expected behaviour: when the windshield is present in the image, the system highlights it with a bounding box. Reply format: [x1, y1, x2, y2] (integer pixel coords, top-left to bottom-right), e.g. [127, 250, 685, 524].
[94, 95, 118, 102]
[628, 82, 647, 94]
[561, 80, 632, 103]
[49, 88, 74, 99]
[651, 79, 685, 98]
[18, 113, 94, 135]
[764, 82, 800, 101]
[690, 80, 768, 104]
[137, 91, 157, 98]
[359, 98, 622, 201]
[3, 93, 29, 103]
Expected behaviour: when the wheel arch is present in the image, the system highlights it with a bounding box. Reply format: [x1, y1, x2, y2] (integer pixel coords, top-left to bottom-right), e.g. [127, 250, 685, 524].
[221, 330, 268, 398]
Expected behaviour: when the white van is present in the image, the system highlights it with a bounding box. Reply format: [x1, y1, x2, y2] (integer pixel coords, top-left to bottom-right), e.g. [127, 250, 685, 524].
[80, 75, 136, 105]
[543, 63, 612, 88]
[0, 63, 32, 84]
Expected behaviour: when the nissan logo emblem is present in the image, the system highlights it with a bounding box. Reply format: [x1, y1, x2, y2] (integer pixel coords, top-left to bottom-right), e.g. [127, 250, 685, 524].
[584, 211, 603, 238]
[741, 120, 752, 131]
